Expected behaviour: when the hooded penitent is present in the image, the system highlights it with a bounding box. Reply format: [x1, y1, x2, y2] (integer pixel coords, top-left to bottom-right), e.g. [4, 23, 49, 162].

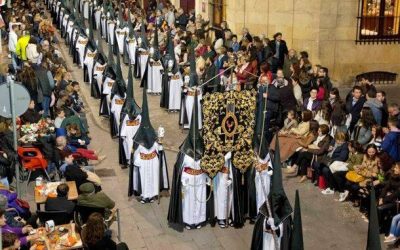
[167, 94, 203, 231]
[139, 22, 149, 49]
[150, 22, 161, 61]
[180, 94, 203, 160]
[290, 190, 304, 250]
[122, 64, 141, 119]
[188, 47, 198, 87]
[133, 77, 158, 149]
[366, 187, 382, 250]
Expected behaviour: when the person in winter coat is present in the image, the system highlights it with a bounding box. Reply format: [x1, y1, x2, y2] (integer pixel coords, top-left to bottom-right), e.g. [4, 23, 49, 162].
[320, 132, 350, 195]
[351, 107, 376, 147]
[31, 61, 54, 117]
[15, 30, 31, 62]
[25, 37, 40, 65]
[363, 89, 383, 126]
[382, 117, 400, 161]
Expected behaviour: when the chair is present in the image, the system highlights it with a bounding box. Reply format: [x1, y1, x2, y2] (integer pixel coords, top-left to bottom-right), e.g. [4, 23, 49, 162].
[17, 147, 50, 184]
[74, 205, 121, 241]
[37, 210, 72, 226]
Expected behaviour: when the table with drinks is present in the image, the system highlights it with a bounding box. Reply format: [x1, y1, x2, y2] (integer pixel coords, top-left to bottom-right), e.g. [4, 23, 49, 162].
[34, 178, 78, 210]
[32, 222, 83, 250]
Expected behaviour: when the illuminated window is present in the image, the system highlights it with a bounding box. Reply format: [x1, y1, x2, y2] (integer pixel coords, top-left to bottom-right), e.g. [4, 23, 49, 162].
[356, 0, 400, 43]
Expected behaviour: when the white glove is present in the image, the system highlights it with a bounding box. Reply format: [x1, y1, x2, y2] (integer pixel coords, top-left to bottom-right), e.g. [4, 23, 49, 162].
[157, 144, 163, 151]
[267, 217, 278, 231]
[225, 179, 232, 187]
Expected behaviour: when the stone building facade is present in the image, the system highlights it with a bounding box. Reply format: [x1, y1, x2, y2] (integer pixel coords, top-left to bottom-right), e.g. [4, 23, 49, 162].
[170, 0, 399, 85]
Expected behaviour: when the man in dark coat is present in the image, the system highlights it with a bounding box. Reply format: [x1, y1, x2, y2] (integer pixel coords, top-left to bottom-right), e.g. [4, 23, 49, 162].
[346, 86, 366, 133]
[268, 32, 288, 73]
[175, 8, 188, 30]
[45, 183, 76, 214]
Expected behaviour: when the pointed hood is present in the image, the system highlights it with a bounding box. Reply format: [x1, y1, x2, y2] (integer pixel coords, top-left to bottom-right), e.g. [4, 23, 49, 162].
[88, 11, 95, 44]
[179, 94, 204, 160]
[128, 12, 135, 38]
[96, 28, 107, 64]
[115, 45, 123, 79]
[133, 75, 158, 149]
[188, 47, 198, 87]
[151, 23, 161, 61]
[117, 5, 126, 28]
[268, 133, 293, 227]
[139, 23, 148, 49]
[107, 41, 115, 67]
[164, 31, 178, 74]
[366, 187, 382, 250]
[122, 64, 141, 119]
[111, 46, 126, 97]
[291, 190, 304, 250]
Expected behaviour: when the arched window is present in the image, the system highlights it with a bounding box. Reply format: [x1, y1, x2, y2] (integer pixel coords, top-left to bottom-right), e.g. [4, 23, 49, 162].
[356, 0, 400, 43]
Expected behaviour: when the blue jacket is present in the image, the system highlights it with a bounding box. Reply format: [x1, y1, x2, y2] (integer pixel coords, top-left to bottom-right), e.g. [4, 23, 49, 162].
[330, 142, 349, 162]
[382, 131, 400, 161]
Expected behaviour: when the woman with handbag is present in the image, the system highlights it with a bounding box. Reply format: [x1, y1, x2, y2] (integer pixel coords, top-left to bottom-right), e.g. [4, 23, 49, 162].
[345, 144, 379, 207]
[329, 141, 364, 202]
[320, 131, 349, 195]
[286, 124, 331, 183]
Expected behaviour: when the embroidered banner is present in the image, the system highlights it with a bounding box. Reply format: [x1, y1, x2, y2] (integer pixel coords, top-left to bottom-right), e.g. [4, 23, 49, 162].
[201, 90, 257, 178]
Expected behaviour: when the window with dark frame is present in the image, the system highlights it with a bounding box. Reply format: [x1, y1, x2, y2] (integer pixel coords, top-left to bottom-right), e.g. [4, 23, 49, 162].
[356, 0, 400, 43]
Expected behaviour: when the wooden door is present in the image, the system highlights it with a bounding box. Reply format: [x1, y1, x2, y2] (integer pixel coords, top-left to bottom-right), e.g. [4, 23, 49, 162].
[211, 0, 224, 26]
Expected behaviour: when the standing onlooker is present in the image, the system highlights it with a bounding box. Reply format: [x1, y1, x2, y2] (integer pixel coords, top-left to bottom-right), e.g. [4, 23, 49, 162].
[303, 88, 321, 112]
[346, 86, 366, 133]
[15, 30, 31, 64]
[364, 89, 383, 126]
[268, 32, 288, 73]
[381, 117, 400, 162]
[175, 8, 188, 30]
[377, 90, 389, 127]
[351, 107, 375, 147]
[8, 24, 19, 71]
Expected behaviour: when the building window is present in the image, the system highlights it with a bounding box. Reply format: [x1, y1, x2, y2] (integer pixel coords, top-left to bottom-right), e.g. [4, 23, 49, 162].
[356, 0, 400, 43]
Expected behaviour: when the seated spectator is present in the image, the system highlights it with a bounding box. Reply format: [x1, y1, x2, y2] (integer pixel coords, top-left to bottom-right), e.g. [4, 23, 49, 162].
[320, 132, 350, 195]
[369, 125, 384, 151]
[385, 213, 400, 243]
[351, 107, 375, 147]
[288, 110, 313, 137]
[20, 100, 41, 124]
[78, 183, 115, 215]
[54, 109, 66, 129]
[66, 124, 90, 148]
[346, 144, 379, 207]
[314, 102, 331, 126]
[70, 81, 85, 113]
[381, 117, 400, 161]
[56, 136, 105, 165]
[279, 120, 319, 166]
[286, 124, 332, 183]
[329, 141, 364, 202]
[0, 209, 39, 247]
[281, 110, 298, 132]
[2, 232, 22, 250]
[81, 213, 128, 250]
[59, 150, 94, 189]
[303, 87, 321, 112]
[45, 183, 75, 215]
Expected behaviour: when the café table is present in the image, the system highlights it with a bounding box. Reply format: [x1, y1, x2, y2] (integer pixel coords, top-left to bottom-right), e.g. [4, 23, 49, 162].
[35, 223, 83, 250]
[34, 181, 79, 210]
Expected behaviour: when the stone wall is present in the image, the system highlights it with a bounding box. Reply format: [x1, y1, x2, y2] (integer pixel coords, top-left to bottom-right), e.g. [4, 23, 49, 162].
[194, 0, 400, 85]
